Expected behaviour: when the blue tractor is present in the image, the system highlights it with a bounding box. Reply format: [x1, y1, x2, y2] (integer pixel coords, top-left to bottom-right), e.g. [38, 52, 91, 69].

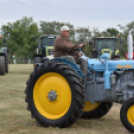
[25, 32, 134, 132]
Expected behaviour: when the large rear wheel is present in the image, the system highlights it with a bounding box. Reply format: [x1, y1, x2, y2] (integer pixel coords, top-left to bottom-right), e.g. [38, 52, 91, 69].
[25, 62, 84, 128]
[81, 102, 113, 119]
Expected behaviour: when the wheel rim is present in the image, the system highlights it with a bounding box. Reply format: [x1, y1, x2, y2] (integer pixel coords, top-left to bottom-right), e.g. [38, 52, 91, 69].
[127, 105, 134, 125]
[83, 102, 100, 112]
[33, 72, 72, 120]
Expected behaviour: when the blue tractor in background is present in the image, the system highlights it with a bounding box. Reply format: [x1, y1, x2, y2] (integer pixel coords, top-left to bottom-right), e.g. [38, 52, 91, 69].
[25, 31, 134, 132]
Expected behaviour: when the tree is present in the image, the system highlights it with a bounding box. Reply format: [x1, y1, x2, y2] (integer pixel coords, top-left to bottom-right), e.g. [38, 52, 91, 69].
[118, 21, 134, 57]
[102, 28, 119, 37]
[1, 21, 21, 60]
[75, 27, 92, 43]
[118, 21, 134, 40]
[75, 27, 92, 57]
[92, 27, 102, 37]
[17, 17, 39, 62]
[1, 16, 39, 62]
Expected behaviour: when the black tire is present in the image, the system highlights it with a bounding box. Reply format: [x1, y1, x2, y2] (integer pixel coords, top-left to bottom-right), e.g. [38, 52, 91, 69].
[33, 57, 42, 70]
[25, 62, 84, 128]
[0, 56, 6, 75]
[120, 97, 134, 132]
[81, 102, 113, 119]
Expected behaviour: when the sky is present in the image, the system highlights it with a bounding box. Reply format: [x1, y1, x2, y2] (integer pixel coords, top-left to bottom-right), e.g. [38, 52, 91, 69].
[0, 0, 134, 32]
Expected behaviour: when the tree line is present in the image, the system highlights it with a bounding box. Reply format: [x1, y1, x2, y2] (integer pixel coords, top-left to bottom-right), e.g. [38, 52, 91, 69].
[0, 16, 134, 62]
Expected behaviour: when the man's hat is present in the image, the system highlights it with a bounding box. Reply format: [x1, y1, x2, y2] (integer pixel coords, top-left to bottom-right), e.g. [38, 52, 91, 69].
[60, 26, 71, 31]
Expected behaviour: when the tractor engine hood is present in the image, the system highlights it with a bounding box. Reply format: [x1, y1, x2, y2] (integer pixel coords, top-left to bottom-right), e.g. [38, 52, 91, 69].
[88, 58, 134, 71]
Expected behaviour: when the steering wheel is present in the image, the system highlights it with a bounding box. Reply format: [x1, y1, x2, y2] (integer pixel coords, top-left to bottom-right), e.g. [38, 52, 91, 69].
[71, 43, 85, 52]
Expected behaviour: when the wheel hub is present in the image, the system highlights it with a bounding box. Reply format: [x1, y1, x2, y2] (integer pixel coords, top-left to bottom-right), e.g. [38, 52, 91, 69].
[48, 90, 57, 101]
[33, 72, 72, 120]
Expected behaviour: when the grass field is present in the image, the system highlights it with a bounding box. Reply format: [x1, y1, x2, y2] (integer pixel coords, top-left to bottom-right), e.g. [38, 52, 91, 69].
[0, 64, 131, 134]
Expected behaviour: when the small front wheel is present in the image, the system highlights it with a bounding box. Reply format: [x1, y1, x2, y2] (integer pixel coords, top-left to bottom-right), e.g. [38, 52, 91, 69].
[120, 97, 134, 132]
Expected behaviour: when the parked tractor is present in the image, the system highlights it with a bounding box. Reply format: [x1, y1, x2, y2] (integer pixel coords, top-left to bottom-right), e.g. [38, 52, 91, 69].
[89, 37, 121, 60]
[33, 35, 56, 68]
[0, 36, 8, 75]
[25, 31, 134, 132]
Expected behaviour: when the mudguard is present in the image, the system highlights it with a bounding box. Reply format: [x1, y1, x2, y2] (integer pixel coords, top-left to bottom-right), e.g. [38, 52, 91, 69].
[50, 57, 84, 77]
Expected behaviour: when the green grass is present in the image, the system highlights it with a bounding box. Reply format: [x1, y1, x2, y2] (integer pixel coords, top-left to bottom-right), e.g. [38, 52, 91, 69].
[0, 64, 131, 134]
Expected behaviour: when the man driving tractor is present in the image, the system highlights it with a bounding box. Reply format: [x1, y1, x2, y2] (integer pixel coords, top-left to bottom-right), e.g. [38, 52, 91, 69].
[54, 25, 88, 75]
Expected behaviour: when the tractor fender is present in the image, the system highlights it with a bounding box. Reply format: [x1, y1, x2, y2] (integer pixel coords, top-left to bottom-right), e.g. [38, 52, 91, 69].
[50, 57, 84, 77]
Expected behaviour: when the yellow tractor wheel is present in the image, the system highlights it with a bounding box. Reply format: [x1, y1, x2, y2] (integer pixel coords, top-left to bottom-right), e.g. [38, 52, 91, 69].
[120, 97, 134, 132]
[33, 72, 72, 120]
[83, 102, 100, 112]
[25, 62, 84, 128]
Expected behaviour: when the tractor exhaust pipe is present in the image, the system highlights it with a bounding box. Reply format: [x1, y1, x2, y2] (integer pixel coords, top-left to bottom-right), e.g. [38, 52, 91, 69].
[127, 30, 133, 60]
